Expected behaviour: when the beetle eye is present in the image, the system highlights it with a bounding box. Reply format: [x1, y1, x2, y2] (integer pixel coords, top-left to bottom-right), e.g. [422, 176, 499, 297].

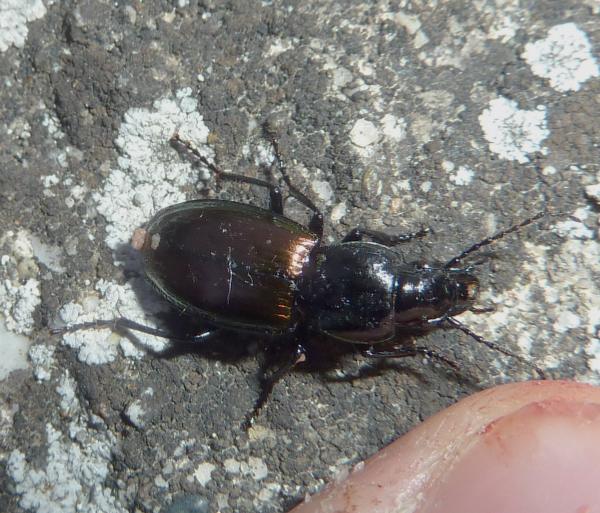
[456, 274, 479, 302]
[465, 280, 479, 300]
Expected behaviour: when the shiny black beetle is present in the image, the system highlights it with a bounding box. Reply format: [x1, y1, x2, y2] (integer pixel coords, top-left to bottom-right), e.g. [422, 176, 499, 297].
[56, 134, 545, 425]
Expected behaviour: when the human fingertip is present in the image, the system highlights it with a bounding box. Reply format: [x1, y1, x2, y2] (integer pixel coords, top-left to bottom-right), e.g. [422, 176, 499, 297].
[290, 380, 600, 513]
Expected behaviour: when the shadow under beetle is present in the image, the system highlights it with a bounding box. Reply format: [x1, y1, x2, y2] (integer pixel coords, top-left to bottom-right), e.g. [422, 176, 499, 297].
[54, 133, 546, 427]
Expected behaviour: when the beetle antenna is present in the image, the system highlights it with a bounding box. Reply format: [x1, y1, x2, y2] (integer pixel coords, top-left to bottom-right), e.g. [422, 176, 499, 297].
[444, 211, 545, 269]
[443, 316, 546, 379]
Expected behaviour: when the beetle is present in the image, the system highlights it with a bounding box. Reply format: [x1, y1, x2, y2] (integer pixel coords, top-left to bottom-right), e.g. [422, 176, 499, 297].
[54, 133, 546, 426]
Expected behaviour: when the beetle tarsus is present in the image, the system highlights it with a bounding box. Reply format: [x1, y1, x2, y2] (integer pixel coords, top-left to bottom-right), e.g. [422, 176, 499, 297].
[243, 343, 307, 429]
[469, 306, 496, 314]
[342, 226, 431, 245]
[364, 344, 459, 371]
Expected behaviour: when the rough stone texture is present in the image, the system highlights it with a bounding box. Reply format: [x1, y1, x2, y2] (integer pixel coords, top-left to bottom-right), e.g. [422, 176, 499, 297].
[0, 1, 599, 513]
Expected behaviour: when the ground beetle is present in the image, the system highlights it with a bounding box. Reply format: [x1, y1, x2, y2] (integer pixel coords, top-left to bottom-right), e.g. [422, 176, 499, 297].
[55, 133, 546, 426]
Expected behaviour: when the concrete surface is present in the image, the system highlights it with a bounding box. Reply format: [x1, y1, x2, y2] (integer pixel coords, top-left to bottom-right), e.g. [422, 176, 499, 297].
[0, 1, 598, 512]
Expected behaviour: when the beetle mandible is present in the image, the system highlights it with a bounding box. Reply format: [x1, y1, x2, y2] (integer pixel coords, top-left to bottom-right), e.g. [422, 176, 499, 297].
[55, 132, 546, 426]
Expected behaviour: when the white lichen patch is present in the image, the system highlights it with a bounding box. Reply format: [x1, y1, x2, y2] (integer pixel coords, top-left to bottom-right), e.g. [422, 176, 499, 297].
[94, 88, 212, 250]
[420, 181, 432, 193]
[123, 387, 154, 429]
[56, 371, 79, 415]
[522, 23, 599, 93]
[42, 110, 64, 140]
[0, 230, 41, 335]
[57, 278, 170, 364]
[330, 201, 347, 223]
[588, 339, 600, 374]
[193, 462, 215, 486]
[448, 165, 474, 186]
[487, 13, 519, 43]
[0, 0, 46, 52]
[266, 37, 295, 58]
[442, 160, 455, 172]
[393, 11, 429, 49]
[417, 21, 486, 68]
[349, 119, 380, 148]
[124, 401, 146, 429]
[555, 206, 595, 240]
[585, 183, 600, 205]
[28, 343, 56, 381]
[311, 179, 334, 205]
[257, 482, 282, 503]
[242, 456, 268, 481]
[381, 114, 407, 142]
[479, 97, 549, 164]
[7, 371, 126, 513]
[41, 174, 60, 188]
[223, 458, 241, 474]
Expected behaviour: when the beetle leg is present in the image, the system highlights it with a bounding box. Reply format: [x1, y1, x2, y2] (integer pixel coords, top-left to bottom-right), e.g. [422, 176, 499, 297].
[51, 317, 218, 345]
[170, 133, 285, 214]
[309, 212, 324, 239]
[363, 345, 459, 370]
[342, 227, 431, 245]
[437, 316, 546, 379]
[244, 343, 307, 429]
[269, 138, 324, 238]
[341, 227, 362, 242]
